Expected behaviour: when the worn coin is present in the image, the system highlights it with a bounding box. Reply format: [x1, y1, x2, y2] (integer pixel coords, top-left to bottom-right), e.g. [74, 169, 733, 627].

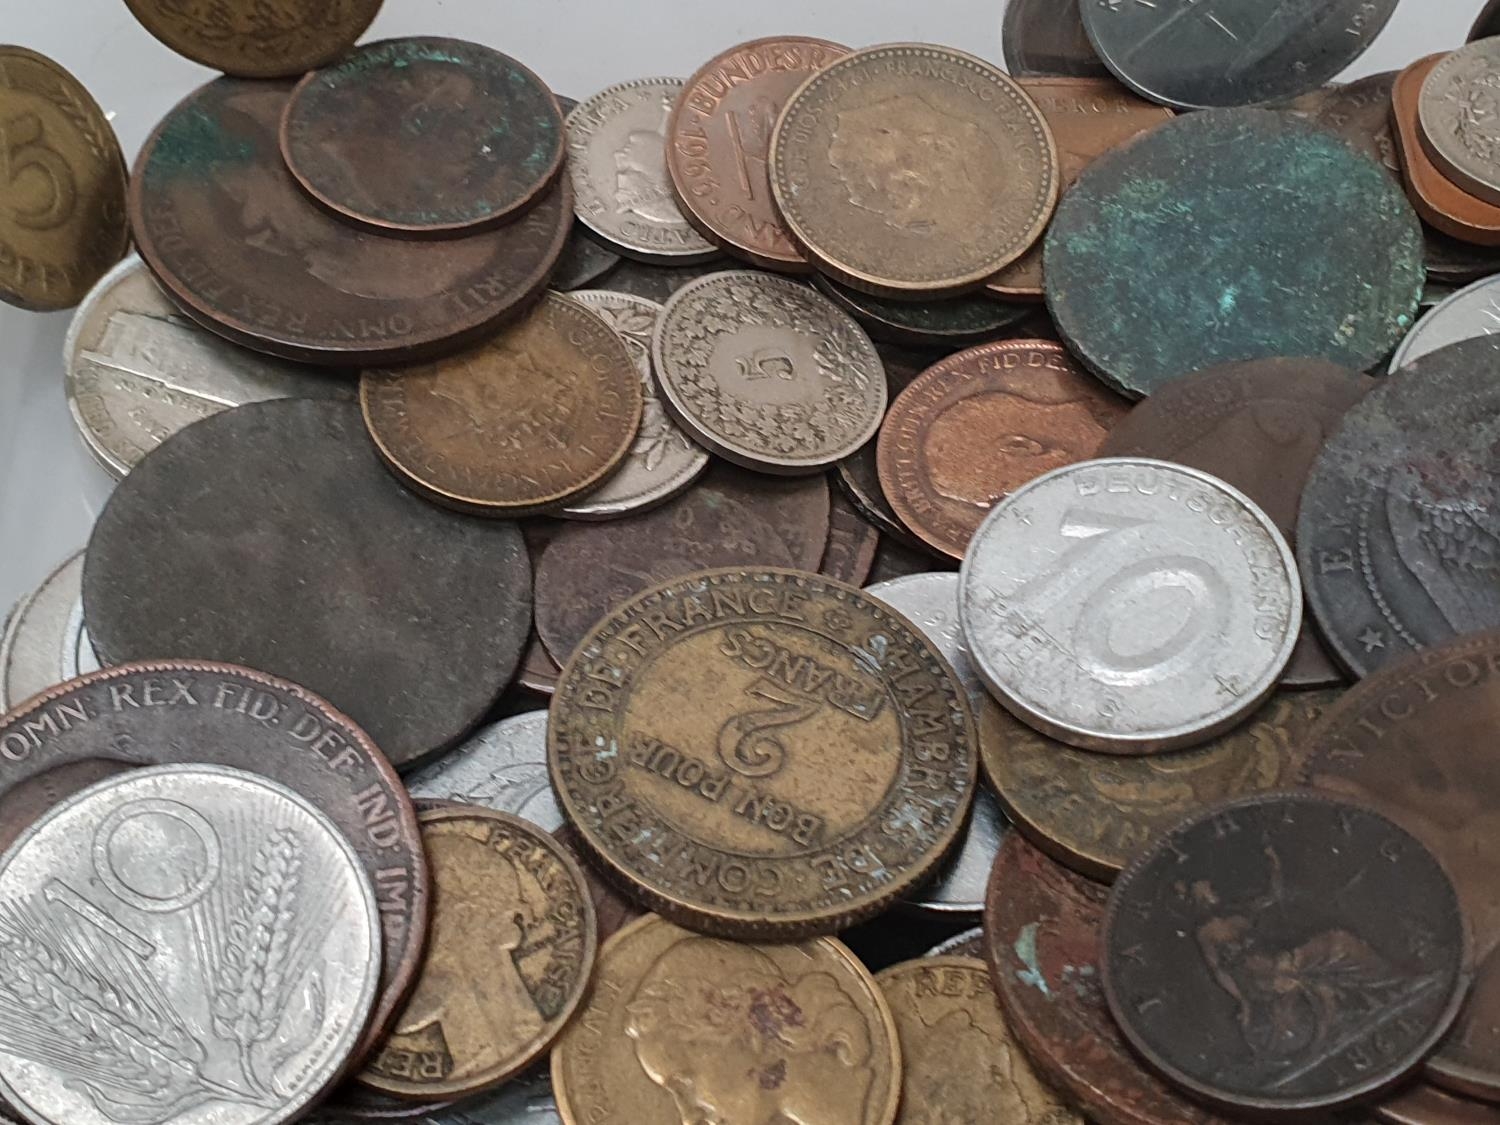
[0, 551, 97, 713]
[405, 711, 560, 830]
[593, 256, 724, 303]
[1394, 56, 1500, 248]
[771, 44, 1059, 297]
[820, 491, 880, 587]
[1103, 792, 1469, 1115]
[362, 293, 642, 517]
[703, 461, 832, 570]
[837, 346, 929, 549]
[0, 47, 128, 312]
[653, 271, 886, 473]
[1420, 40, 1500, 208]
[0, 764, 382, 1125]
[925, 927, 983, 958]
[1048, 109, 1423, 396]
[83, 399, 533, 770]
[880, 340, 1127, 561]
[1001, 0, 1109, 78]
[813, 274, 1031, 349]
[1390, 274, 1500, 370]
[552, 914, 901, 1125]
[549, 98, 626, 290]
[123, 0, 382, 78]
[360, 806, 595, 1100]
[131, 78, 570, 366]
[549, 568, 977, 938]
[1381, 1085, 1500, 1125]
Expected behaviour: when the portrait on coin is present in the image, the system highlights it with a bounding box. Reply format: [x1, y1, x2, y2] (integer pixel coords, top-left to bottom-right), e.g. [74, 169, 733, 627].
[614, 94, 680, 226]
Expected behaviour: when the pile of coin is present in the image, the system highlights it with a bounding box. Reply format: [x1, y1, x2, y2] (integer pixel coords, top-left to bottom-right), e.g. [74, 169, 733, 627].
[5, 0, 1500, 1122]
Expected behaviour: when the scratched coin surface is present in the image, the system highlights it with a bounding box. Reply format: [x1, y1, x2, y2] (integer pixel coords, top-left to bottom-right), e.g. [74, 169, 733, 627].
[0, 551, 98, 714]
[960, 458, 1301, 753]
[1420, 40, 1500, 208]
[0, 764, 382, 1125]
[548, 568, 977, 938]
[1103, 792, 1469, 1115]
[1390, 274, 1500, 371]
[405, 711, 560, 831]
[123, 0, 382, 77]
[1002, 0, 1109, 78]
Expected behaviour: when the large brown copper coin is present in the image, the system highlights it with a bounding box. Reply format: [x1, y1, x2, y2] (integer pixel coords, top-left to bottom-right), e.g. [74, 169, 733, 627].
[704, 461, 831, 570]
[123, 0, 382, 78]
[554, 823, 645, 944]
[130, 78, 570, 366]
[1393, 57, 1500, 247]
[547, 568, 977, 939]
[877, 340, 1127, 560]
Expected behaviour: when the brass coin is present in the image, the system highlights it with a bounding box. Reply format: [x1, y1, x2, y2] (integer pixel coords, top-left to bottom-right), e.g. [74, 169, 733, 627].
[876, 957, 1084, 1125]
[551, 913, 901, 1125]
[360, 806, 596, 1100]
[361, 293, 643, 516]
[123, 0, 383, 78]
[547, 567, 978, 939]
[0, 47, 128, 312]
[770, 44, 1059, 297]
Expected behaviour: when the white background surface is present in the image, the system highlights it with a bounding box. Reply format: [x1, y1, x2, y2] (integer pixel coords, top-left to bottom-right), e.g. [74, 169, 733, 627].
[0, 0, 1483, 610]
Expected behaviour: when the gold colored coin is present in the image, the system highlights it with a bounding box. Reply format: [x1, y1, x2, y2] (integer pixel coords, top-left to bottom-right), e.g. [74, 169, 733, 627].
[552, 913, 901, 1125]
[0, 47, 128, 311]
[359, 806, 597, 1100]
[876, 957, 1084, 1125]
[123, 0, 383, 78]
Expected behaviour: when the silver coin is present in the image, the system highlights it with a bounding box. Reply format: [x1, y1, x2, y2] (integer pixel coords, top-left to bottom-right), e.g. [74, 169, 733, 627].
[558, 292, 708, 519]
[924, 926, 984, 959]
[653, 271, 887, 475]
[1420, 40, 1500, 208]
[1390, 273, 1500, 371]
[565, 80, 719, 264]
[960, 458, 1300, 754]
[0, 552, 99, 713]
[0, 764, 382, 1125]
[404, 711, 561, 831]
[63, 254, 350, 478]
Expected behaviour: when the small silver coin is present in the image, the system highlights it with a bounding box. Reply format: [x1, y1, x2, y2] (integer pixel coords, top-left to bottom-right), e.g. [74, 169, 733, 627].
[0, 552, 99, 713]
[404, 711, 561, 831]
[565, 80, 719, 264]
[558, 292, 708, 519]
[0, 764, 382, 1125]
[960, 458, 1300, 754]
[653, 271, 887, 475]
[1390, 273, 1500, 371]
[924, 926, 984, 959]
[1420, 40, 1500, 208]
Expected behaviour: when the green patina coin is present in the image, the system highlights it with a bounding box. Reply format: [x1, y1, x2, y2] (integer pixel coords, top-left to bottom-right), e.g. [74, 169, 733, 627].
[1045, 108, 1424, 398]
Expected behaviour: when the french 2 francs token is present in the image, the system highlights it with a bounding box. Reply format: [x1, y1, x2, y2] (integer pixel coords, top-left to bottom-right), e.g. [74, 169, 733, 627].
[1046, 109, 1423, 397]
[1393, 275, 1500, 370]
[0, 551, 96, 713]
[1001, 0, 1109, 79]
[548, 568, 977, 939]
[770, 44, 1060, 297]
[361, 293, 642, 517]
[0, 47, 128, 311]
[552, 914, 901, 1125]
[123, 0, 382, 77]
[1394, 57, 1500, 249]
[1420, 40, 1500, 209]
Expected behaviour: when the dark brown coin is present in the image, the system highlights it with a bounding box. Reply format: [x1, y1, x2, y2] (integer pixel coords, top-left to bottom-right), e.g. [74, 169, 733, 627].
[83, 399, 532, 771]
[0, 759, 130, 855]
[820, 490, 880, 587]
[554, 823, 644, 944]
[517, 521, 563, 697]
[1001, 0, 1110, 79]
[704, 461, 831, 570]
[868, 537, 956, 585]
[1474, 0, 1500, 42]
[1380, 1085, 1500, 1125]
[837, 346, 930, 550]
[123, 0, 382, 78]
[813, 274, 1032, 350]
[1393, 57, 1500, 248]
[1103, 793, 1469, 1115]
[130, 78, 570, 366]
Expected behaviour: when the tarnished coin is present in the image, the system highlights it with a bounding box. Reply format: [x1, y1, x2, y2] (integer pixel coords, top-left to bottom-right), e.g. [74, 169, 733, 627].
[837, 347, 929, 549]
[0, 552, 97, 713]
[566, 79, 719, 264]
[869, 537, 954, 585]
[0, 764, 382, 1125]
[1394, 57, 1500, 248]
[1381, 1086, 1500, 1125]
[552, 914, 901, 1125]
[925, 927, 983, 958]
[594, 257, 725, 303]
[1103, 792, 1469, 1115]
[771, 44, 1059, 297]
[667, 37, 848, 270]
[0, 47, 128, 312]
[405, 711, 560, 831]
[879, 340, 1127, 561]
[360, 807, 596, 1101]
[1474, 1, 1500, 42]
[83, 399, 533, 770]
[705, 463, 832, 568]
[1391, 274, 1500, 371]
[961, 458, 1301, 753]
[64, 254, 349, 478]
[1049, 109, 1422, 397]
[131, 78, 570, 366]
[813, 275, 1031, 349]
[1001, 0, 1109, 78]
[821, 492, 880, 587]
[1420, 41, 1500, 209]
[653, 271, 886, 473]
[361, 293, 642, 516]
[548, 568, 977, 938]
[123, 0, 382, 78]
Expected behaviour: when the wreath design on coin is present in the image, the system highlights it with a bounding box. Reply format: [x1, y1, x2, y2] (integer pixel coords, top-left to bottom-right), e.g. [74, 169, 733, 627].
[1454, 72, 1500, 165]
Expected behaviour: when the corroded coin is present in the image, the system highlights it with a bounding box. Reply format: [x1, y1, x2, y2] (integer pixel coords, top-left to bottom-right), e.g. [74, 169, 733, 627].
[0, 47, 128, 311]
[813, 275, 1031, 349]
[1420, 40, 1500, 209]
[1394, 57, 1500, 248]
[1001, 0, 1109, 79]
[282, 38, 565, 236]
[551, 914, 901, 1125]
[653, 271, 886, 473]
[771, 44, 1060, 297]
[879, 340, 1127, 561]
[405, 711, 560, 831]
[548, 568, 977, 938]
[594, 256, 725, 303]
[360, 806, 596, 1101]
[0, 551, 96, 713]
[1393, 275, 1500, 370]
[123, 0, 382, 77]
[361, 293, 642, 517]
[702, 463, 831, 569]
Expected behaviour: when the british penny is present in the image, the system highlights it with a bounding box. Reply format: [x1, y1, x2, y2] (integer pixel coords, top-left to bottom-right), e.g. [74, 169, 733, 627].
[1102, 792, 1469, 1115]
[0, 759, 128, 856]
[653, 271, 886, 474]
[879, 340, 1127, 561]
[359, 807, 596, 1101]
[1420, 40, 1500, 208]
[0, 662, 428, 1061]
[925, 927, 984, 958]
[667, 36, 848, 271]
[547, 568, 977, 938]
[1393, 57, 1500, 248]
[123, 0, 382, 78]
[1001, 0, 1109, 79]
[1391, 274, 1500, 370]
[83, 399, 533, 770]
[405, 711, 560, 830]
[837, 346, 930, 549]
[1047, 109, 1423, 397]
[130, 78, 570, 366]
[0, 551, 97, 713]
[1381, 1085, 1500, 1125]
[282, 38, 565, 237]
[0, 47, 128, 312]
[551, 914, 901, 1125]
[771, 44, 1059, 297]
[813, 274, 1031, 349]
[820, 491, 880, 587]
[361, 293, 641, 517]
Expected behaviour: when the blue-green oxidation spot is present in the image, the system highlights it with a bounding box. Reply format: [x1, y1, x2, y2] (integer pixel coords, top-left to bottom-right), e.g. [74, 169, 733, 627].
[1014, 922, 1050, 996]
[151, 105, 255, 178]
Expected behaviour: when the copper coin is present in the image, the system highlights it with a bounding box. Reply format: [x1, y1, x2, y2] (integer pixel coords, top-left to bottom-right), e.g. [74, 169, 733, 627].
[130, 78, 570, 366]
[1002, 0, 1109, 79]
[821, 490, 880, 587]
[361, 292, 642, 517]
[1393, 57, 1500, 247]
[878, 340, 1128, 560]
[281, 38, 565, 237]
[837, 346, 931, 550]
[1380, 1085, 1500, 1125]
[123, 0, 382, 78]
[704, 461, 832, 570]
[667, 36, 848, 271]
[554, 823, 645, 945]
